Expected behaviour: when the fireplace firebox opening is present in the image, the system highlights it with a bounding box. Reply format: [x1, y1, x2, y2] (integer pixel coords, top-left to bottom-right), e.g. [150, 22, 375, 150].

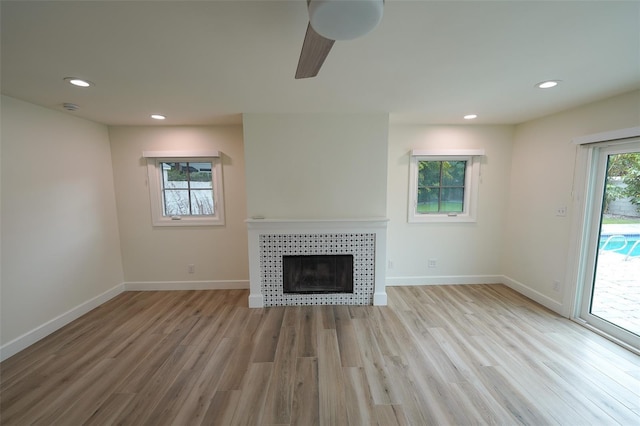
[283, 254, 354, 294]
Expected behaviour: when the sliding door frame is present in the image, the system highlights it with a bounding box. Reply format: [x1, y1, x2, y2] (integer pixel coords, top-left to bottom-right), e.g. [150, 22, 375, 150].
[566, 127, 640, 354]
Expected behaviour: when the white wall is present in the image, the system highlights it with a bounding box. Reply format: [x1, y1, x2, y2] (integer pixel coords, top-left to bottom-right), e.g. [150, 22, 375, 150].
[0, 96, 124, 355]
[109, 126, 248, 286]
[503, 90, 640, 314]
[243, 113, 389, 219]
[386, 125, 514, 284]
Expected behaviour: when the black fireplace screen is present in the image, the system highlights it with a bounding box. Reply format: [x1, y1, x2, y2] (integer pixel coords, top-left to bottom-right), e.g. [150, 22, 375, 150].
[282, 254, 354, 294]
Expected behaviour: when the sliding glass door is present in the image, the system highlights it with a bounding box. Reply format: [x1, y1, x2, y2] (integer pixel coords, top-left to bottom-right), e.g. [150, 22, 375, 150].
[578, 140, 640, 350]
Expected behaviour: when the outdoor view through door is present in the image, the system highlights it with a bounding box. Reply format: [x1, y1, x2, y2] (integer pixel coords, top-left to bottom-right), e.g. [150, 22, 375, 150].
[583, 144, 640, 348]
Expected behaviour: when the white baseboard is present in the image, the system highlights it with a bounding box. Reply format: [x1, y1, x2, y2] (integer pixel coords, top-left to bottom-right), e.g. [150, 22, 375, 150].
[248, 294, 264, 308]
[386, 274, 565, 316]
[501, 275, 564, 315]
[0, 276, 562, 362]
[373, 291, 388, 306]
[385, 275, 504, 286]
[1, 280, 250, 361]
[125, 280, 249, 291]
[0, 283, 126, 362]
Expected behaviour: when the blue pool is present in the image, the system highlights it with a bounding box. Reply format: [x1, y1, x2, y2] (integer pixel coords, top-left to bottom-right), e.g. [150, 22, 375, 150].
[599, 234, 640, 257]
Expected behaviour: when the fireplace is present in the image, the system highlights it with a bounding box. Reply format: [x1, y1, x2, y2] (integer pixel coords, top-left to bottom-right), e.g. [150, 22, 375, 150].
[283, 254, 354, 294]
[246, 218, 388, 307]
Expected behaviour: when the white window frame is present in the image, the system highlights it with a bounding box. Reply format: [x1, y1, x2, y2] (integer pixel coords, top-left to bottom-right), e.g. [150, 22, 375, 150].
[408, 149, 484, 223]
[143, 150, 225, 227]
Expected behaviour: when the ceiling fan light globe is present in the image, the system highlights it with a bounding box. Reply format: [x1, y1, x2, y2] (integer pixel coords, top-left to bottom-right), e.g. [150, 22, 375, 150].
[309, 0, 384, 41]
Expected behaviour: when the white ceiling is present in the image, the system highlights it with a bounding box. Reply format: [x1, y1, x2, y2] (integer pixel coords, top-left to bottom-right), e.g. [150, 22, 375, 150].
[2, 0, 639, 126]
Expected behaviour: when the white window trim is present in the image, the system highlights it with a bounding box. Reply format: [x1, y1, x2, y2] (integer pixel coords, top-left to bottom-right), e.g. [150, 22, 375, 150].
[408, 149, 483, 223]
[144, 151, 225, 227]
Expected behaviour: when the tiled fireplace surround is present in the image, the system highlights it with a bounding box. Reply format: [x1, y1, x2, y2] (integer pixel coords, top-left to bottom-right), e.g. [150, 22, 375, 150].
[246, 218, 388, 307]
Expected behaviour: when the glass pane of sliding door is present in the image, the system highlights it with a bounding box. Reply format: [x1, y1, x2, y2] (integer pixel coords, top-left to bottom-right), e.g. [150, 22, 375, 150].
[579, 141, 640, 350]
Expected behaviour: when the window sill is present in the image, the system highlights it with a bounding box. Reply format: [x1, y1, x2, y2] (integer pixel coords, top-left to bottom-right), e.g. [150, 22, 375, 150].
[409, 214, 476, 223]
[152, 216, 225, 227]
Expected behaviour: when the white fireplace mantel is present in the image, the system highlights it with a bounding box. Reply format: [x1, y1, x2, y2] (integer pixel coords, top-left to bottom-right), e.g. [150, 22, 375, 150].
[246, 218, 388, 308]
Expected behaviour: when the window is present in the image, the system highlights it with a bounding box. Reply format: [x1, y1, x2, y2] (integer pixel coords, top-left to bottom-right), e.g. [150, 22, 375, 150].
[408, 150, 483, 223]
[144, 151, 224, 226]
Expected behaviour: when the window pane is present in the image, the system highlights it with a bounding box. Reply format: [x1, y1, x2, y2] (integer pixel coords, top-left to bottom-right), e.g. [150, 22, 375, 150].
[418, 161, 441, 187]
[441, 187, 464, 212]
[190, 177, 212, 190]
[163, 190, 190, 215]
[190, 190, 214, 215]
[417, 188, 440, 213]
[162, 162, 189, 188]
[161, 161, 214, 216]
[191, 162, 211, 172]
[149, 157, 224, 226]
[190, 162, 213, 188]
[442, 161, 466, 186]
[409, 155, 477, 223]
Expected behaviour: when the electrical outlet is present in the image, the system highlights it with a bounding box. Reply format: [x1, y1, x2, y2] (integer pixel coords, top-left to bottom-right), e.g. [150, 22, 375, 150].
[388, 260, 394, 270]
[552, 280, 561, 292]
[428, 258, 437, 268]
[556, 206, 567, 217]
[188, 264, 195, 274]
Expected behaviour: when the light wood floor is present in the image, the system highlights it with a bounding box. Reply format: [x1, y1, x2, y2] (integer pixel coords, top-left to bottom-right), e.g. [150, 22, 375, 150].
[1, 285, 639, 425]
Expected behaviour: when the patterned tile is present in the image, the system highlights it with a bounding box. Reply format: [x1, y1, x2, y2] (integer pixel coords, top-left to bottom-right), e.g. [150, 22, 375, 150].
[259, 233, 375, 306]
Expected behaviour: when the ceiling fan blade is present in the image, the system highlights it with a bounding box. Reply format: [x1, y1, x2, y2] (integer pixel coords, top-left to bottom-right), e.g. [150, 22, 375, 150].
[295, 23, 335, 79]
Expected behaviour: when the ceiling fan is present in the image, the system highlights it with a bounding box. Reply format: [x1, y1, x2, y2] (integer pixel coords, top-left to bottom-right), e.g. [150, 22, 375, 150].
[295, 0, 384, 79]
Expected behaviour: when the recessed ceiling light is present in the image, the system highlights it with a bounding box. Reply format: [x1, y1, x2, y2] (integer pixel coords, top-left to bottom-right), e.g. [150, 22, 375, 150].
[464, 114, 478, 120]
[536, 80, 560, 89]
[151, 114, 166, 120]
[62, 103, 79, 111]
[64, 77, 93, 87]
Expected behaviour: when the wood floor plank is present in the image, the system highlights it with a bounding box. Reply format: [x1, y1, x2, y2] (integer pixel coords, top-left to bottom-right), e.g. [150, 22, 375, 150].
[0, 291, 141, 388]
[282, 305, 301, 328]
[334, 305, 363, 367]
[41, 331, 173, 425]
[3, 324, 158, 424]
[367, 307, 401, 358]
[229, 362, 273, 425]
[347, 305, 369, 319]
[318, 329, 349, 426]
[82, 392, 136, 425]
[542, 360, 640, 424]
[181, 305, 236, 372]
[161, 337, 236, 425]
[141, 367, 196, 426]
[112, 344, 195, 425]
[383, 355, 430, 425]
[223, 306, 253, 338]
[115, 315, 199, 394]
[1, 287, 639, 426]
[290, 357, 320, 426]
[478, 365, 550, 425]
[319, 305, 336, 330]
[297, 306, 318, 358]
[28, 358, 117, 426]
[397, 310, 467, 384]
[201, 390, 241, 426]
[262, 326, 298, 425]
[394, 314, 498, 424]
[343, 367, 375, 426]
[251, 307, 286, 363]
[216, 310, 264, 391]
[374, 404, 408, 426]
[448, 380, 515, 425]
[352, 318, 400, 405]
